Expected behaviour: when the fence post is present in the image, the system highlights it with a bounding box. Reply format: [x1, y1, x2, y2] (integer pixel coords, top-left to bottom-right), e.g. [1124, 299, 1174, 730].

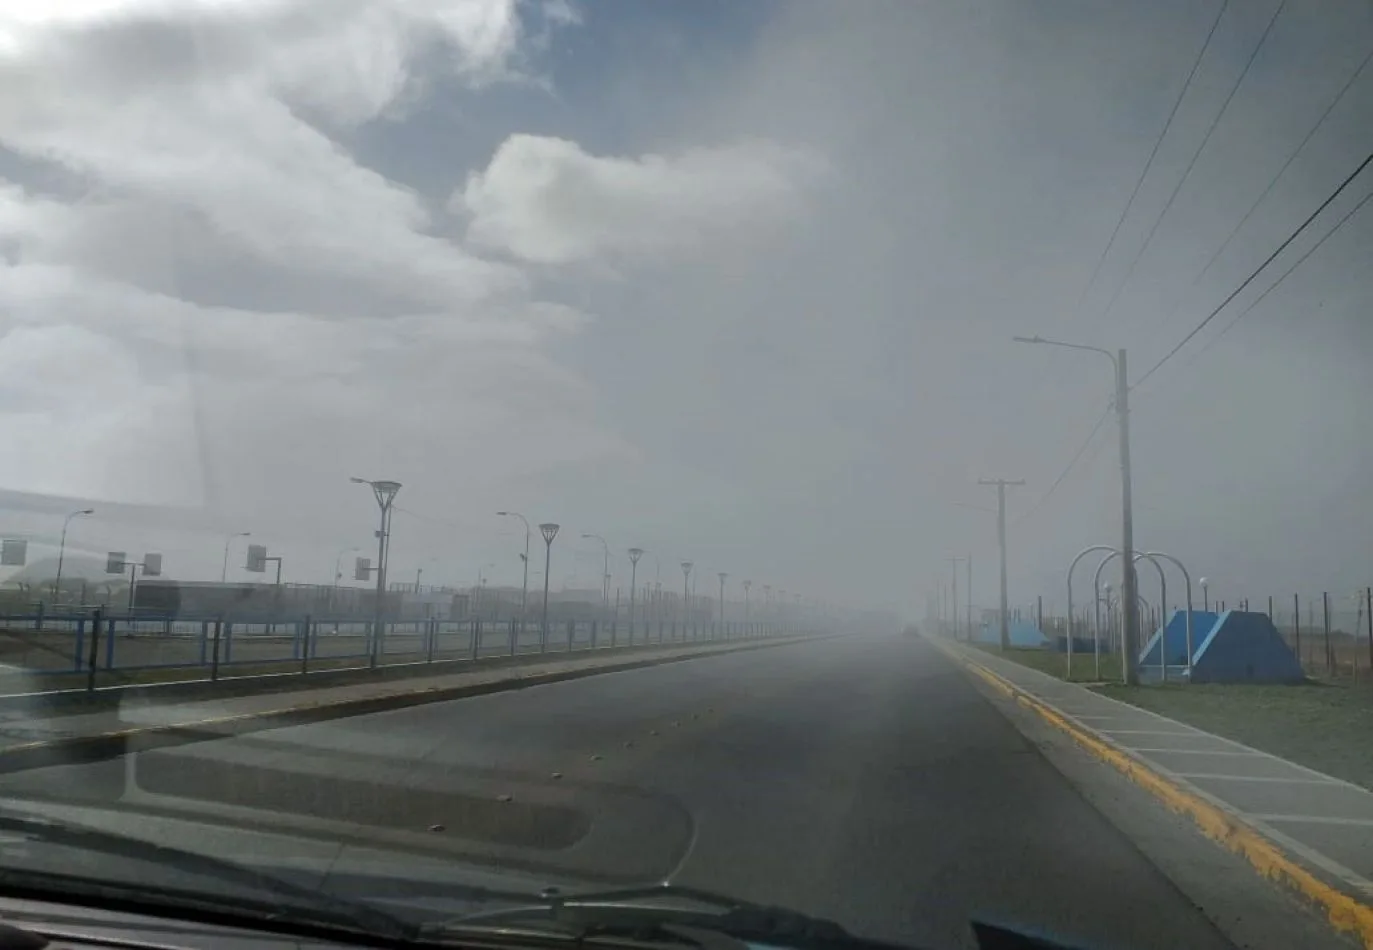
[1323, 592, 1332, 675]
[210, 618, 223, 681]
[1366, 587, 1373, 674]
[86, 608, 102, 693]
[1293, 593, 1302, 669]
[426, 618, 436, 663]
[104, 617, 116, 670]
[300, 615, 312, 675]
[73, 619, 85, 673]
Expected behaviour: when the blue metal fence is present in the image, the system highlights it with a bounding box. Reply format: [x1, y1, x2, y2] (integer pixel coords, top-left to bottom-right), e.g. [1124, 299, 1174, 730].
[0, 613, 794, 689]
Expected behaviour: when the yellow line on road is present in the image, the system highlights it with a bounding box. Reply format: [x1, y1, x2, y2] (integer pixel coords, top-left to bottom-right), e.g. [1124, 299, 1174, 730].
[935, 639, 1373, 949]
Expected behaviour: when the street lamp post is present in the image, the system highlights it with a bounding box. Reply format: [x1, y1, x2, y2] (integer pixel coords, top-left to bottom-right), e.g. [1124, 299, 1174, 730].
[718, 572, 728, 635]
[539, 523, 559, 651]
[221, 531, 250, 584]
[743, 580, 752, 631]
[497, 511, 531, 622]
[628, 548, 644, 639]
[1014, 335, 1139, 684]
[681, 561, 693, 637]
[1200, 577, 1210, 612]
[54, 508, 94, 603]
[351, 477, 401, 669]
[581, 533, 611, 614]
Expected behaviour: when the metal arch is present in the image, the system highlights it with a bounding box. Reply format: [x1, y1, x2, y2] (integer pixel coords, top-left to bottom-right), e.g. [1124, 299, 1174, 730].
[1133, 553, 1168, 682]
[1066, 545, 1119, 679]
[1144, 551, 1196, 680]
[1091, 551, 1126, 681]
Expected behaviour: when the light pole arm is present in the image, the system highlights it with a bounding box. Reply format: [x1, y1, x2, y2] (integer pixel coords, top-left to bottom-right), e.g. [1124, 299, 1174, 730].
[1013, 336, 1118, 370]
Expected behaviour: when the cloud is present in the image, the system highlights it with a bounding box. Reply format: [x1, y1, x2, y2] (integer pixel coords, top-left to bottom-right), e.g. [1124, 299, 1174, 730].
[0, 0, 626, 567]
[455, 134, 824, 264]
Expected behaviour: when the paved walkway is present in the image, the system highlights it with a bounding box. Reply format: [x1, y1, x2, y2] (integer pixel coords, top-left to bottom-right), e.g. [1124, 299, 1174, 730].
[957, 644, 1373, 901]
[0, 637, 804, 757]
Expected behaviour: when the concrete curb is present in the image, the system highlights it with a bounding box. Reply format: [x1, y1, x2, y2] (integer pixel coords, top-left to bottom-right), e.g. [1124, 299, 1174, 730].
[931, 636, 1373, 950]
[0, 635, 828, 776]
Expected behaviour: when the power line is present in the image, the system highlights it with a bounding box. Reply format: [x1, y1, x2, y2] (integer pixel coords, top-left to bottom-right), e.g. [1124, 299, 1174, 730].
[1069, 0, 1231, 318]
[1152, 182, 1373, 381]
[1157, 43, 1373, 326]
[1097, 0, 1287, 327]
[1012, 406, 1112, 528]
[1134, 147, 1373, 389]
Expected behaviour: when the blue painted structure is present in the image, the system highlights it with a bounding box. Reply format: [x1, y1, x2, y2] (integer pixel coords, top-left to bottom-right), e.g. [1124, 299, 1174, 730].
[1139, 610, 1303, 684]
[1140, 610, 1219, 669]
[975, 619, 1049, 648]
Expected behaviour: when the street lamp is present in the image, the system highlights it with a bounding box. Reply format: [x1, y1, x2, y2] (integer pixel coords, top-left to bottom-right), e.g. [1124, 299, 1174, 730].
[718, 572, 728, 634]
[627, 548, 645, 638]
[54, 508, 94, 602]
[351, 477, 401, 668]
[1200, 577, 1210, 612]
[1013, 334, 1139, 684]
[743, 579, 752, 628]
[497, 511, 531, 622]
[581, 533, 611, 612]
[539, 523, 559, 651]
[681, 561, 693, 634]
[221, 530, 250, 584]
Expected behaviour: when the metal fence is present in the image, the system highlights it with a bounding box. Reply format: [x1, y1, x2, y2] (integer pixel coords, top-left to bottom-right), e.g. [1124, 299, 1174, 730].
[934, 587, 1373, 683]
[0, 610, 800, 692]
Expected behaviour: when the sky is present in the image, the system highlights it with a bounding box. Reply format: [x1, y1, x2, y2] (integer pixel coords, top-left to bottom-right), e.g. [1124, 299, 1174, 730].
[0, 0, 1371, 618]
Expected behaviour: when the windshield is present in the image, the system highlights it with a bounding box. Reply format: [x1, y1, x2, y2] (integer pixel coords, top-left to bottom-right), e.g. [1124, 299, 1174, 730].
[0, 3, 1369, 950]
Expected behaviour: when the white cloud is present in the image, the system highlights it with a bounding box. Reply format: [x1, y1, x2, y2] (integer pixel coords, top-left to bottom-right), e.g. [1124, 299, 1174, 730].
[455, 134, 823, 264]
[0, 0, 626, 546]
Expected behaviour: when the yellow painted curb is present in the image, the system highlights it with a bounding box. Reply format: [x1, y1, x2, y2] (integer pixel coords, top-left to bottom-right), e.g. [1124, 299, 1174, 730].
[936, 639, 1373, 950]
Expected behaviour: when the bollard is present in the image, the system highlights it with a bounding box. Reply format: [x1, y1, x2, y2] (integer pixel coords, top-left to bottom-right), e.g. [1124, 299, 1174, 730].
[86, 608, 103, 694]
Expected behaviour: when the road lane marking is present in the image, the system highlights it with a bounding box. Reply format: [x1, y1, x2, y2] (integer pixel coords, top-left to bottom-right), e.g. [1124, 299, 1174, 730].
[1176, 773, 1344, 786]
[931, 639, 1373, 949]
[1097, 729, 1203, 737]
[1253, 815, 1373, 828]
[1127, 748, 1262, 755]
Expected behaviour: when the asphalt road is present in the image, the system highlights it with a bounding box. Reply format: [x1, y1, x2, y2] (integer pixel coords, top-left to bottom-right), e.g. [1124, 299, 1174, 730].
[0, 634, 1244, 950]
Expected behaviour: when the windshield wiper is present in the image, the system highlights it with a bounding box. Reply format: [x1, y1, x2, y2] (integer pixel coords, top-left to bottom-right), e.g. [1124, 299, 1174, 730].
[0, 810, 416, 942]
[425, 883, 860, 948]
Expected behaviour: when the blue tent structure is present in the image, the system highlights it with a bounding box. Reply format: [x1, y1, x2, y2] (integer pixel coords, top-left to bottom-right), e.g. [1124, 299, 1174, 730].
[1139, 610, 1303, 684]
[975, 619, 1049, 648]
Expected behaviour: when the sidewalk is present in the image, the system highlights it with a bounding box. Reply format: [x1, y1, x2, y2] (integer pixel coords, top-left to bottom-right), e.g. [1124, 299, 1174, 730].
[949, 642, 1373, 903]
[0, 636, 810, 763]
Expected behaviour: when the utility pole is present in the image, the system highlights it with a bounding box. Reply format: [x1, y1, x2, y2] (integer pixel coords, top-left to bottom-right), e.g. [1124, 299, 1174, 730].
[966, 555, 972, 642]
[946, 557, 966, 640]
[979, 478, 1024, 650]
[1115, 349, 1139, 684]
